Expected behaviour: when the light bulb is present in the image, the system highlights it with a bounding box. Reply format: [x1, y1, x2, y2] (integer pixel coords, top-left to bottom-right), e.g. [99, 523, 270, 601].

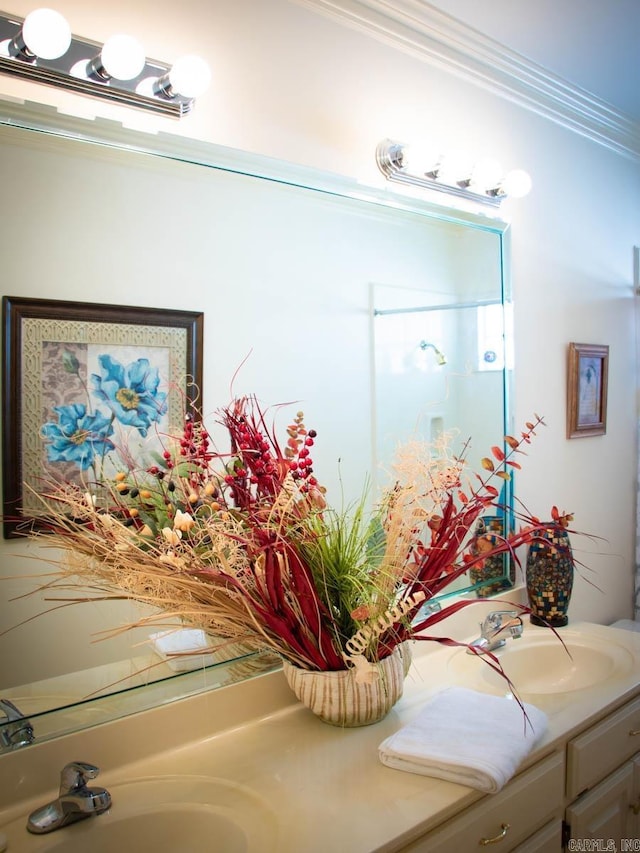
[100, 34, 145, 80]
[500, 169, 532, 199]
[167, 55, 211, 98]
[470, 158, 503, 193]
[437, 149, 474, 184]
[21, 8, 71, 59]
[399, 145, 441, 176]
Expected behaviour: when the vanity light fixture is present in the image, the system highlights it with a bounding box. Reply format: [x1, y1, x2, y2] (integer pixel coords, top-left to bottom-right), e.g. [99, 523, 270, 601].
[376, 139, 532, 207]
[0, 8, 211, 117]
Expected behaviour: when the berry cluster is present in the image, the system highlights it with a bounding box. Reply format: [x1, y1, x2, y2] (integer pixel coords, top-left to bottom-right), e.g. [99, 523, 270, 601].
[100, 398, 326, 539]
[284, 412, 318, 491]
[222, 402, 320, 507]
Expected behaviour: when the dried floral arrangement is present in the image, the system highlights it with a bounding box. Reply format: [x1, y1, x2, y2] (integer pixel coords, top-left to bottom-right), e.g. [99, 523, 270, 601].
[24, 386, 577, 683]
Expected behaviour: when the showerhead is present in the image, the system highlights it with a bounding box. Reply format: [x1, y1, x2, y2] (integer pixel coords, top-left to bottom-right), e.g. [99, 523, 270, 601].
[419, 340, 447, 366]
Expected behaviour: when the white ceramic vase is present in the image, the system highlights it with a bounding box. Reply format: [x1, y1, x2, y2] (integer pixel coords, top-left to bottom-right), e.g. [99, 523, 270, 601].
[281, 645, 407, 727]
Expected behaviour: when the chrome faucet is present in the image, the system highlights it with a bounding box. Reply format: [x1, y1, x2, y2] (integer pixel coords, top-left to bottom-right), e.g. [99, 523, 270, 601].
[0, 699, 35, 751]
[27, 762, 112, 834]
[467, 609, 524, 655]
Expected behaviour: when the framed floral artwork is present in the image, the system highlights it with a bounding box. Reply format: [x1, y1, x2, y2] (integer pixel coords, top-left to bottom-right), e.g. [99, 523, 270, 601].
[2, 296, 204, 537]
[566, 342, 609, 439]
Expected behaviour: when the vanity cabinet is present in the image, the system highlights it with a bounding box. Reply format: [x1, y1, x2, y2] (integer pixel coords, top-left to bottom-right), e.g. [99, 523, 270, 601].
[564, 695, 640, 849]
[398, 694, 640, 853]
[399, 751, 564, 852]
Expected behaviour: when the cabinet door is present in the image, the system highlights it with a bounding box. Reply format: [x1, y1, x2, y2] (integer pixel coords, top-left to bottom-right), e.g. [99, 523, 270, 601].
[628, 755, 640, 838]
[566, 762, 634, 846]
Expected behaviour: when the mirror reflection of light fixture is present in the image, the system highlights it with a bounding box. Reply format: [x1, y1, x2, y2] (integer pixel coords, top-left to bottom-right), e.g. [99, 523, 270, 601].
[0, 9, 211, 117]
[376, 139, 532, 207]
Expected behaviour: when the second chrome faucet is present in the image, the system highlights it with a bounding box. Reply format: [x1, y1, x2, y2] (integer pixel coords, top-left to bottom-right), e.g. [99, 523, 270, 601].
[466, 609, 524, 655]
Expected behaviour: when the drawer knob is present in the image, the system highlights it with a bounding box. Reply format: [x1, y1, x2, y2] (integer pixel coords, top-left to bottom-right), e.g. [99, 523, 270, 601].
[629, 729, 640, 736]
[630, 800, 640, 816]
[479, 823, 511, 846]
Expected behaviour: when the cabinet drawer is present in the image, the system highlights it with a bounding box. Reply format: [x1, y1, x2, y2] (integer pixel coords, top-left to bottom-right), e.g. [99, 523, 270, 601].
[401, 751, 564, 853]
[512, 818, 563, 852]
[567, 696, 640, 799]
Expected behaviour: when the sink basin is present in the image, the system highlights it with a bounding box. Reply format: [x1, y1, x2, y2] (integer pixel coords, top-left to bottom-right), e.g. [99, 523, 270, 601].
[41, 807, 245, 853]
[0, 775, 278, 852]
[447, 627, 635, 698]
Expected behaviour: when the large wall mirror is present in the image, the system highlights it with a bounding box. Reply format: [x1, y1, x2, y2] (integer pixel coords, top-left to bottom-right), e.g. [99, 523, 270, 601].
[0, 100, 512, 745]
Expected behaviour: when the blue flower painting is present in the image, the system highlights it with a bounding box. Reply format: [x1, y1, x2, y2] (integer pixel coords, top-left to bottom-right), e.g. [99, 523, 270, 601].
[41, 345, 170, 479]
[41, 404, 115, 470]
[91, 354, 168, 437]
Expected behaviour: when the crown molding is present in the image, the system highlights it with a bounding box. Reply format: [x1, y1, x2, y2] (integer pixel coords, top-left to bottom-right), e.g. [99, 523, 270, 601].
[293, 0, 640, 161]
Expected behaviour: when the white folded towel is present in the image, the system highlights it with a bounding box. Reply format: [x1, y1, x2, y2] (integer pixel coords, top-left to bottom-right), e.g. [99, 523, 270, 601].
[149, 629, 216, 672]
[378, 686, 548, 793]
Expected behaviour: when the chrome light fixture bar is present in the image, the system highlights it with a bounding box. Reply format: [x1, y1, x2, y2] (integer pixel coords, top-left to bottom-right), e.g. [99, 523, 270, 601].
[0, 9, 211, 118]
[376, 139, 532, 207]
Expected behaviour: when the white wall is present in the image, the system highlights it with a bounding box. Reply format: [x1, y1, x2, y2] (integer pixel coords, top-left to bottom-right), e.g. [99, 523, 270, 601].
[0, 0, 637, 661]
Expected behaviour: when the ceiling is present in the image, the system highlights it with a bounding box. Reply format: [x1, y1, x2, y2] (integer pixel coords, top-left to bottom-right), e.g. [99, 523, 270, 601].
[428, 0, 640, 123]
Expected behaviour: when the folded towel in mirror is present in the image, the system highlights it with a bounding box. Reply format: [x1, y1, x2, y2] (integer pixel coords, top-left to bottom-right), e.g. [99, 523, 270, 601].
[378, 686, 548, 793]
[149, 628, 216, 672]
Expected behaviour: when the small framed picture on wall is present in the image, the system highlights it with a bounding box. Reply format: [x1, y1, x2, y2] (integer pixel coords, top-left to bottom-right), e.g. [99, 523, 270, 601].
[566, 342, 609, 438]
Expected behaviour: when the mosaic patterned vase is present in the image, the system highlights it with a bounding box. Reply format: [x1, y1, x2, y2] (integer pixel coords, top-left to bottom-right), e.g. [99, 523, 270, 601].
[469, 515, 515, 598]
[281, 645, 407, 727]
[526, 527, 574, 627]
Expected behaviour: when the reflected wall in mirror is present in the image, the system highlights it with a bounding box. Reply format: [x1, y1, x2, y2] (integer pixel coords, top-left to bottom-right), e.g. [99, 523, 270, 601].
[371, 230, 514, 597]
[0, 100, 512, 744]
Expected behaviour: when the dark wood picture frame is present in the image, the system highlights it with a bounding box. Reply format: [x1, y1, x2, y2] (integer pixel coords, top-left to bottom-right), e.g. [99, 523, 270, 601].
[2, 296, 204, 537]
[566, 342, 609, 439]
